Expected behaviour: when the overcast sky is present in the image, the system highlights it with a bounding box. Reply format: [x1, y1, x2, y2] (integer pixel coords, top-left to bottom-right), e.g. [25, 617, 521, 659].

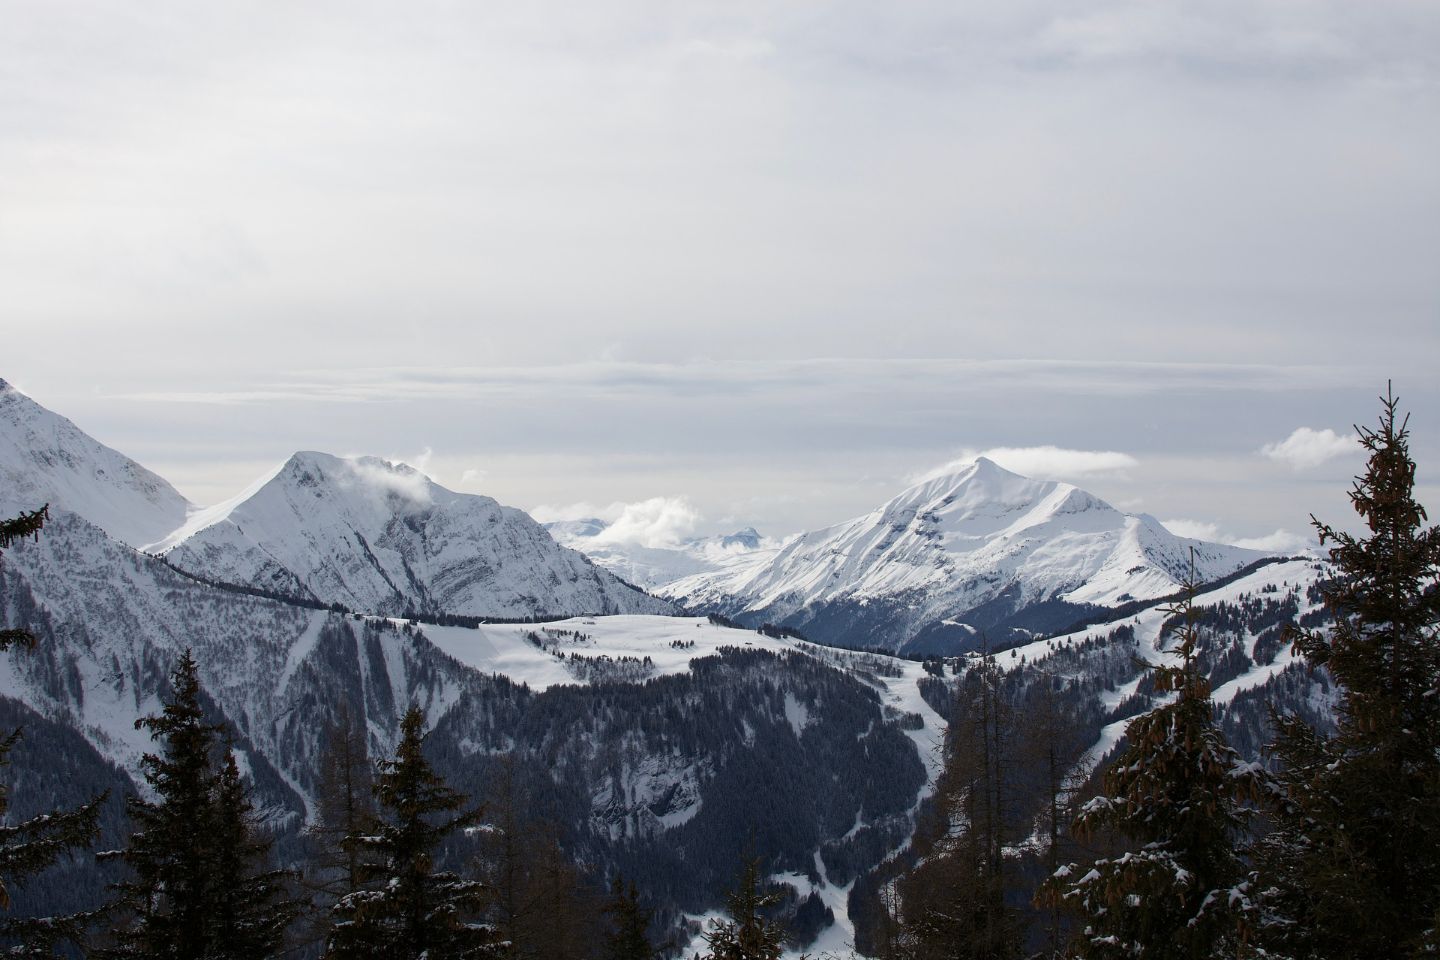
[4, 1, 1437, 549]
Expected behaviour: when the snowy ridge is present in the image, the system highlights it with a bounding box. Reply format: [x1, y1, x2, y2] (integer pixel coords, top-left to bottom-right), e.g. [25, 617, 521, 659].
[664, 458, 1272, 653]
[998, 556, 1327, 781]
[0, 378, 192, 548]
[157, 451, 675, 619]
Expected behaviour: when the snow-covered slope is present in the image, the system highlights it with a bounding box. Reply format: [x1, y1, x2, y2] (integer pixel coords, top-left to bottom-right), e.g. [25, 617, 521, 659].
[0, 378, 191, 548]
[664, 458, 1273, 654]
[543, 519, 779, 590]
[155, 452, 674, 618]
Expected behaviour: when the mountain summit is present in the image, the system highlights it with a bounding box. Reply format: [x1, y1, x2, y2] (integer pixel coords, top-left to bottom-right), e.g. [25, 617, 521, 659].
[157, 451, 673, 618]
[662, 458, 1272, 653]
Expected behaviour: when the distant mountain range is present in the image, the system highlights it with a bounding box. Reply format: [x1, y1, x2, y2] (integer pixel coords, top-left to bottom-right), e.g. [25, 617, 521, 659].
[0, 376, 1327, 953]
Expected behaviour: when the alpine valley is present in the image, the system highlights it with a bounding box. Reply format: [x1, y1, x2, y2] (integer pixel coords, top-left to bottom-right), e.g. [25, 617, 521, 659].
[0, 378, 1335, 956]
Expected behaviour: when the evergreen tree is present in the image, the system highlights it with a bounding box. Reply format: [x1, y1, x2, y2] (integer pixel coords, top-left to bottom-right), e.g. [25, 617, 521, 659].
[0, 502, 104, 954]
[100, 650, 300, 959]
[700, 855, 786, 960]
[1041, 562, 1260, 959]
[209, 749, 304, 958]
[601, 875, 657, 960]
[327, 705, 498, 959]
[1255, 388, 1440, 958]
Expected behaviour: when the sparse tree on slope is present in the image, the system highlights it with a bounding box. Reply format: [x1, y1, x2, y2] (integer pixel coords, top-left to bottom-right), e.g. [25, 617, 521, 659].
[327, 705, 498, 960]
[1042, 565, 1261, 959]
[299, 706, 377, 948]
[898, 651, 1022, 960]
[701, 855, 786, 960]
[475, 756, 596, 959]
[1256, 387, 1440, 959]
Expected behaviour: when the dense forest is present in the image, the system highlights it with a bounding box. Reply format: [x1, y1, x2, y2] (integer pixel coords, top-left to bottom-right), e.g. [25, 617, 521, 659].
[0, 391, 1436, 958]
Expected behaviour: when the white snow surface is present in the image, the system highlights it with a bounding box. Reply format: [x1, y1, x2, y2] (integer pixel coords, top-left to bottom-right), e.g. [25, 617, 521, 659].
[0, 378, 192, 549]
[154, 451, 674, 619]
[664, 457, 1272, 641]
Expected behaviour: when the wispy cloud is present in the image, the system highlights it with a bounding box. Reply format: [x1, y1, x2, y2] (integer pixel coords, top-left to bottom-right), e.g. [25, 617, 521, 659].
[1233, 529, 1313, 553]
[592, 497, 702, 549]
[1161, 518, 1311, 554]
[340, 456, 434, 505]
[1261, 427, 1356, 470]
[916, 445, 1139, 484]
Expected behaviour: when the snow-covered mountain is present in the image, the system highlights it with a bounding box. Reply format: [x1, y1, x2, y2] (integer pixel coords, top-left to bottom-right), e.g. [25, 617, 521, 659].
[543, 518, 779, 590]
[0, 379, 191, 548]
[663, 457, 1276, 654]
[152, 452, 674, 619]
[0, 377, 1336, 952]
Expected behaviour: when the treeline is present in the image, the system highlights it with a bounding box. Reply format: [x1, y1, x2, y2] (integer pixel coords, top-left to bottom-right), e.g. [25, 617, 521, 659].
[858, 390, 1440, 959]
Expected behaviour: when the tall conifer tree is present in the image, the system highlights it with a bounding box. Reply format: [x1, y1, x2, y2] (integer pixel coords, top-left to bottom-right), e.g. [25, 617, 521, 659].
[1256, 388, 1440, 958]
[100, 650, 300, 959]
[327, 705, 498, 959]
[1042, 562, 1260, 959]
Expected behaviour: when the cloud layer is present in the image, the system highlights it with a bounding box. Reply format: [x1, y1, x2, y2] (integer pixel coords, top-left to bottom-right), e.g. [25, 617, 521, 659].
[1262, 427, 1357, 470]
[1160, 518, 1311, 554]
[916, 446, 1139, 485]
[533, 496, 702, 549]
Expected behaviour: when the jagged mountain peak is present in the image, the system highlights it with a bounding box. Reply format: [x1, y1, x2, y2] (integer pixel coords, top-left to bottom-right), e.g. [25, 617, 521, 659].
[0, 376, 192, 548]
[889, 456, 1058, 512]
[663, 458, 1269, 654]
[273, 450, 453, 510]
[159, 449, 671, 619]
